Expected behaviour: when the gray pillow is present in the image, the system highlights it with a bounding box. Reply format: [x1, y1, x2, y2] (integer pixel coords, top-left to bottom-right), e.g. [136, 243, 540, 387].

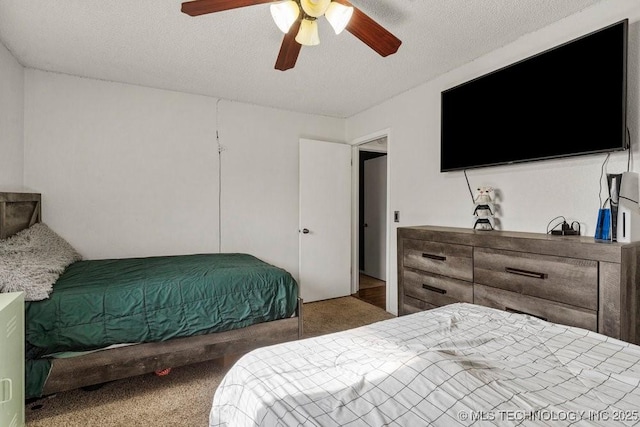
[0, 223, 82, 301]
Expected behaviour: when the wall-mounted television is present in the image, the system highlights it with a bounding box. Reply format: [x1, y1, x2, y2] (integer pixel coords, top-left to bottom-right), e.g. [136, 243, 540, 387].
[440, 19, 628, 172]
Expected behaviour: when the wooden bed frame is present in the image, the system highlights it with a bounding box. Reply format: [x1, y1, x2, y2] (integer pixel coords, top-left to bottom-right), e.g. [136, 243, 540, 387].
[0, 192, 41, 239]
[0, 192, 303, 396]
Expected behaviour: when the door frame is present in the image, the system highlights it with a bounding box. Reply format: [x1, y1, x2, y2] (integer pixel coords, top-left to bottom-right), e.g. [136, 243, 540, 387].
[350, 129, 391, 312]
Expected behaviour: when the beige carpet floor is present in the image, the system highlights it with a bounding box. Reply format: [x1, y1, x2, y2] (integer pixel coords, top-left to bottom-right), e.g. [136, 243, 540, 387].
[25, 296, 394, 427]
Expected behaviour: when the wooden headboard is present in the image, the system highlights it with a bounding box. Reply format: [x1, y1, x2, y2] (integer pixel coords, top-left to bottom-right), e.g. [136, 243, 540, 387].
[0, 192, 42, 239]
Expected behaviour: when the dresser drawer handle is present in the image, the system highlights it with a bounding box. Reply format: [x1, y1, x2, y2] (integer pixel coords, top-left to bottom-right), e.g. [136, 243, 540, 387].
[422, 284, 447, 294]
[422, 253, 446, 261]
[505, 307, 547, 322]
[505, 267, 548, 279]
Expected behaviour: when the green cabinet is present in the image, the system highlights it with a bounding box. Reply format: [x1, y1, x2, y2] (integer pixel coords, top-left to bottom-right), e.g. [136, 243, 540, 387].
[0, 292, 24, 427]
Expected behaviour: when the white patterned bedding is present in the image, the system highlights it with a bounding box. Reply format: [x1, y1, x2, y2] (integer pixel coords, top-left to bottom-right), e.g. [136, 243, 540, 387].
[209, 303, 640, 426]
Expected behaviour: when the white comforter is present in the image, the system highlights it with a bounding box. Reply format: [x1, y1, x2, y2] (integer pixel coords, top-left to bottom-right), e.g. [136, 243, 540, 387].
[210, 303, 640, 426]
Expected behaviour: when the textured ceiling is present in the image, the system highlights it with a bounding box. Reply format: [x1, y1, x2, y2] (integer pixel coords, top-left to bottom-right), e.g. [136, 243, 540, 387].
[0, 0, 605, 118]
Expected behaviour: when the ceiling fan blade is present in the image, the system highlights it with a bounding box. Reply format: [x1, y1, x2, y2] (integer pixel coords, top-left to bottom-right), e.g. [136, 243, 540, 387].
[336, 1, 402, 57]
[275, 20, 302, 71]
[181, 0, 273, 17]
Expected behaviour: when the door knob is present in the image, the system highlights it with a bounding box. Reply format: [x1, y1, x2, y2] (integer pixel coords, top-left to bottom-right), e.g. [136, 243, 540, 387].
[302, 228, 310, 234]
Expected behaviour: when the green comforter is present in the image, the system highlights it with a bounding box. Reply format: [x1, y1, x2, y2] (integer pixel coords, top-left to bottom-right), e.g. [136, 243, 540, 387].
[25, 253, 299, 398]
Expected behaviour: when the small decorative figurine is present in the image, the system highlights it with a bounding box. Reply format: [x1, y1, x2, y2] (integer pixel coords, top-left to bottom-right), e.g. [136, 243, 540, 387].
[473, 186, 495, 204]
[473, 186, 499, 230]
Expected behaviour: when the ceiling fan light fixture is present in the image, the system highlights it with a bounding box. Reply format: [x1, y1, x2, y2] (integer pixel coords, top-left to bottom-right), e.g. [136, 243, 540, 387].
[270, 0, 300, 34]
[295, 19, 320, 46]
[300, 0, 331, 18]
[324, 2, 353, 34]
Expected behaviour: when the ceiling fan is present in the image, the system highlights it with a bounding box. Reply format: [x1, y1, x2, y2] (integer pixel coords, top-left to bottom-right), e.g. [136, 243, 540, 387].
[181, 0, 402, 71]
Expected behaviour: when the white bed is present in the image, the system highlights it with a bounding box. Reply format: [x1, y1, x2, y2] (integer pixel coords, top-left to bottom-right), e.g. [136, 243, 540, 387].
[209, 303, 640, 426]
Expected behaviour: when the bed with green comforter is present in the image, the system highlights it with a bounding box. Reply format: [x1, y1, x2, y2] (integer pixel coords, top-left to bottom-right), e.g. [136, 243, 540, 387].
[25, 253, 299, 399]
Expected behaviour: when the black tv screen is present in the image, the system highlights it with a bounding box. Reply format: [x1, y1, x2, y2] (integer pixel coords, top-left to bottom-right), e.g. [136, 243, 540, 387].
[441, 19, 628, 172]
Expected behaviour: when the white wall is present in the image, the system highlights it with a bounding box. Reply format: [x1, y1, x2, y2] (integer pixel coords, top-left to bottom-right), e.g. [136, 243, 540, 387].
[206, 100, 345, 278]
[347, 0, 640, 315]
[24, 70, 344, 281]
[0, 41, 24, 189]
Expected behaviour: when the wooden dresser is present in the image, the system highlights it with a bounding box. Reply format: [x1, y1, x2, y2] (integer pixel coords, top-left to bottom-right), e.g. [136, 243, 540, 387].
[397, 225, 640, 345]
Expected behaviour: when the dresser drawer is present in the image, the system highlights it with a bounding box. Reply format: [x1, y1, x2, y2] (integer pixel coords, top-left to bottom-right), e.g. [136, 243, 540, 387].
[404, 268, 473, 308]
[474, 247, 598, 310]
[403, 239, 473, 282]
[474, 284, 597, 332]
[403, 295, 438, 314]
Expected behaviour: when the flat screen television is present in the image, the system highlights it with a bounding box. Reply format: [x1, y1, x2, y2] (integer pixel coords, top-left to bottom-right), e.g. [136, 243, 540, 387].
[440, 19, 628, 172]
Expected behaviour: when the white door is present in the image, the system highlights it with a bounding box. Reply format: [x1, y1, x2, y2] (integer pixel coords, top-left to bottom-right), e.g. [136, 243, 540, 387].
[363, 155, 387, 280]
[299, 138, 352, 303]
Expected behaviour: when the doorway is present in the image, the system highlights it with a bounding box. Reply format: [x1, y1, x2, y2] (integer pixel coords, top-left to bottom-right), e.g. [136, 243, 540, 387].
[353, 136, 388, 310]
[297, 133, 391, 312]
